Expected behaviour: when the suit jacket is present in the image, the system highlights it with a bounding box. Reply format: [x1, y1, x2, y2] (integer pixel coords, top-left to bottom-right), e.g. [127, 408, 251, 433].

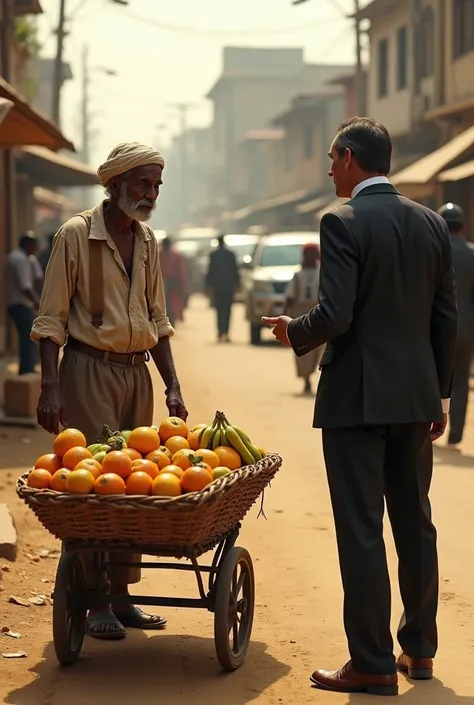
[450, 234, 474, 344]
[287, 183, 458, 429]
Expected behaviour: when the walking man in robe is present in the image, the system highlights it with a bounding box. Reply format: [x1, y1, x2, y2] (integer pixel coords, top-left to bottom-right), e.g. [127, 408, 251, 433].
[32, 142, 188, 640]
[206, 234, 240, 343]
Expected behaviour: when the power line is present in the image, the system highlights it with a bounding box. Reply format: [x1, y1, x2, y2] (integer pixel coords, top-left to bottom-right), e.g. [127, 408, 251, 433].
[121, 9, 342, 37]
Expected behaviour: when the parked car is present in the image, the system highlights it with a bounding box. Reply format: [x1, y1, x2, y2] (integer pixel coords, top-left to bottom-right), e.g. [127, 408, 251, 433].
[244, 231, 320, 345]
[208, 234, 259, 301]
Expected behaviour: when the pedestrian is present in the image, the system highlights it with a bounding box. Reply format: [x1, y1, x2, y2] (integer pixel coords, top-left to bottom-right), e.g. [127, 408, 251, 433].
[284, 243, 323, 395]
[6, 233, 40, 375]
[38, 232, 55, 272]
[31, 141, 188, 641]
[438, 202, 474, 448]
[159, 235, 189, 326]
[206, 234, 240, 343]
[263, 117, 457, 696]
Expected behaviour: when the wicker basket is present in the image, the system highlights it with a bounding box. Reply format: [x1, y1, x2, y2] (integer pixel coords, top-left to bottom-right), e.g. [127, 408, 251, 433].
[17, 454, 282, 557]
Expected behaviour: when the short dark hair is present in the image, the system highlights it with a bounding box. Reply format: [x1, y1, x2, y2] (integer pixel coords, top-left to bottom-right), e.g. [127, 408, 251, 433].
[19, 233, 37, 250]
[334, 117, 392, 174]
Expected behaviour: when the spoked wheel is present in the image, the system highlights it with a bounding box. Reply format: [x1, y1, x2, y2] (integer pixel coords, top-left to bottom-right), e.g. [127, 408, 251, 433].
[214, 546, 255, 671]
[53, 552, 87, 665]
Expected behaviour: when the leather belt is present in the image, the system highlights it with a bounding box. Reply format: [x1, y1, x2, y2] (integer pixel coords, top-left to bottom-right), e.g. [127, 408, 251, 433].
[67, 337, 149, 366]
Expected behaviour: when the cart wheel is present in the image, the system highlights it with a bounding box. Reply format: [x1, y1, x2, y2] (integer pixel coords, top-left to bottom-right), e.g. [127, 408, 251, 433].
[214, 546, 255, 671]
[53, 552, 87, 666]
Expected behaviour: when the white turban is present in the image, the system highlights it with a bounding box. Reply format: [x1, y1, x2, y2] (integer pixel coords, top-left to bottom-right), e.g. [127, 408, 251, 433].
[97, 142, 165, 187]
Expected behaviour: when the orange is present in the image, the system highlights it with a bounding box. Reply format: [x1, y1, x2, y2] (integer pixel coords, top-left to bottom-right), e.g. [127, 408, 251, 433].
[66, 469, 95, 494]
[101, 450, 133, 479]
[214, 446, 241, 471]
[145, 449, 172, 470]
[160, 464, 184, 479]
[181, 466, 213, 493]
[34, 453, 62, 474]
[27, 468, 52, 489]
[131, 458, 160, 479]
[191, 423, 207, 432]
[187, 429, 202, 451]
[152, 472, 182, 497]
[50, 468, 71, 492]
[172, 448, 198, 470]
[123, 448, 143, 462]
[126, 471, 153, 495]
[195, 449, 220, 469]
[62, 446, 92, 470]
[159, 417, 189, 442]
[95, 473, 126, 495]
[53, 428, 87, 457]
[159, 445, 172, 460]
[74, 458, 102, 479]
[165, 435, 189, 455]
[127, 426, 160, 455]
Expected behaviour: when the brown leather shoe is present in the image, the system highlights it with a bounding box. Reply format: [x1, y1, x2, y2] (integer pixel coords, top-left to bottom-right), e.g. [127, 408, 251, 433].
[397, 652, 433, 679]
[310, 661, 398, 696]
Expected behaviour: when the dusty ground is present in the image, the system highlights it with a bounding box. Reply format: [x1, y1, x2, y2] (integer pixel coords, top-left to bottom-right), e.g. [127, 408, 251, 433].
[1, 297, 474, 704]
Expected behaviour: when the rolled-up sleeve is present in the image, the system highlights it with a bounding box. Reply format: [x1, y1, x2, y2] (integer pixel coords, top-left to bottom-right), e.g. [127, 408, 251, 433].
[30, 231, 78, 346]
[150, 239, 174, 339]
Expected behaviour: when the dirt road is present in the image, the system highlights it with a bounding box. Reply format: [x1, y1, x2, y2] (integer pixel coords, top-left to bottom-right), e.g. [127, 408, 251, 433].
[1, 297, 474, 704]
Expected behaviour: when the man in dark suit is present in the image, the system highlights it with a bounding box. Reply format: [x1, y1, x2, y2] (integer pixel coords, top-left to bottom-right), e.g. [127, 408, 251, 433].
[263, 117, 457, 696]
[438, 203, 474, 448]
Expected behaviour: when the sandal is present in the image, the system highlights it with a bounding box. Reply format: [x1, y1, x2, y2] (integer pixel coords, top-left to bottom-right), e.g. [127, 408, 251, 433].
[114, 605, 167, 630]
[85, 613, 126, 640]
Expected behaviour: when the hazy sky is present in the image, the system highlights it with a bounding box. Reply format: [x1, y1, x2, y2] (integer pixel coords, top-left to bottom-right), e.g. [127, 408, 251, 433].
[38, 0, 360, 164]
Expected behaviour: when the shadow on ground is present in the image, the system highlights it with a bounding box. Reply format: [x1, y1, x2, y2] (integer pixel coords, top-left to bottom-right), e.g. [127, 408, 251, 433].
[5, 633, 290, 705]
[343, 677, 474, 704]
[434, 445, 474, 469]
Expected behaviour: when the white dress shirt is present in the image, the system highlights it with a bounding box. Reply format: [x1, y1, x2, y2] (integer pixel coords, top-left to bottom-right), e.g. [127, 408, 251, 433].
[350, 176, 450, 414]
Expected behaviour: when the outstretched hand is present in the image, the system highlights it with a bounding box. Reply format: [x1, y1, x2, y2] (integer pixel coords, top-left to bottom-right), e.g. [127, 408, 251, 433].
[261, 316, 292, 347]
[166, 387, 188, 421]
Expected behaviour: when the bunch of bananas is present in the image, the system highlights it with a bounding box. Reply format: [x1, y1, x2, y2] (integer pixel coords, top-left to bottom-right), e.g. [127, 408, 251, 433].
[198, 411, 263, 466]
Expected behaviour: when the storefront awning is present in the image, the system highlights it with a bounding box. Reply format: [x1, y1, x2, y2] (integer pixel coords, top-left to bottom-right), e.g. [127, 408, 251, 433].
[392, 125, 474, 185]
[232, 189, 309, 221]
[437, 159, 474, 182]
[0, 76, 74, 151]
[17, 146, 99, 187]
[34, 186, 78, 209]
[0, 97, 13, 125]
[296, 194, 331, 214]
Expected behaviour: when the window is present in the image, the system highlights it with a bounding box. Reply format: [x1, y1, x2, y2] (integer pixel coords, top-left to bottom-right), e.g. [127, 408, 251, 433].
[259, 244, 304, 267]
[397, 25, 408, 89]
[303, 125, 313, 160]
[420, 6, 435, 77]
[378, 38, 389, 98]
[453, 0, 474, 58]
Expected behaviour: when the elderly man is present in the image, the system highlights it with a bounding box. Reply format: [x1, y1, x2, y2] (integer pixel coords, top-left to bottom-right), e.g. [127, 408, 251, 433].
[31, 142, 188, 640]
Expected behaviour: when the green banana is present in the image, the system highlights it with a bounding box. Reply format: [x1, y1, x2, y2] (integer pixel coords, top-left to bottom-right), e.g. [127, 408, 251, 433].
[93, 451, 107, 463]
[199, 425, 214, 449]
[107, 435, 126, 450]
[232, 425, 251, 443]
[87, 443, 103, 455]
[246, 441, 262, 463]
[212, 424, 222, 450]
[225, 425, 255, 466]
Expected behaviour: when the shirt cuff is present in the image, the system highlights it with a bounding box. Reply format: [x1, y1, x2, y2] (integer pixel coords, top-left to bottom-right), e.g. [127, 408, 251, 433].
[155, 314, 175, 339]
[30, 316, 67, 347]
[441, 398, 450, 413]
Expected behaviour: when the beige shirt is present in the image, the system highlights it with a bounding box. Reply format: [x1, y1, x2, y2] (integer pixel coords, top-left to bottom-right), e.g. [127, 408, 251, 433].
[31, 201, 174, 353]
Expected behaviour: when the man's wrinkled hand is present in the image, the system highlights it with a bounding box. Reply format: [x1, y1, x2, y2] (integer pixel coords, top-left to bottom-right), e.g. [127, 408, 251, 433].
[261, 315, 292, 347]
[166, 387, 188, 421]
[37, 384, 67, 435]
[431, 413, 448, 442]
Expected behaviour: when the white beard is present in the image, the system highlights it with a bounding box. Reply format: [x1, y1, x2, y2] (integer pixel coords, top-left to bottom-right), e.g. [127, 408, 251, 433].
[117, 183, 156, 222]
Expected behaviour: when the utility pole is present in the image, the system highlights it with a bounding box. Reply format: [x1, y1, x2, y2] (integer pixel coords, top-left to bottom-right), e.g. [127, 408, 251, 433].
[291, 0, 365, 113]
[169, 103, 194, 226]
[0, 0, 12, 79]
[353, 0, 365, 114]
[52, 0, 66, 126]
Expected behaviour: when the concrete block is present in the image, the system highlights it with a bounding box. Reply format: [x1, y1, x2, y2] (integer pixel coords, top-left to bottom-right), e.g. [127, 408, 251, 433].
[3, 373, 41, 419]
[0, 504, 17, 561]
